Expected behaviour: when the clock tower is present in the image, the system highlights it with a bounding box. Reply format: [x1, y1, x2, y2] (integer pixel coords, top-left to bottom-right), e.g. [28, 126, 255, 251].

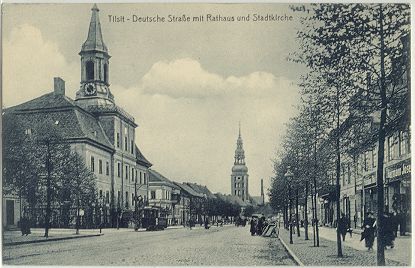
[76, 4, 114, 108]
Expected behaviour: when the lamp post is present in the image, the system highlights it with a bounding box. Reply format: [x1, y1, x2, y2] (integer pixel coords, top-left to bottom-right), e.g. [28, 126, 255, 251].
[285, 166, 294, 244]
[98, 196, 104, 233]
[91, 201, 96, 228]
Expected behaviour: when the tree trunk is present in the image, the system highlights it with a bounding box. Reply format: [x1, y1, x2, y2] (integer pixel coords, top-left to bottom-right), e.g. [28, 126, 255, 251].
[311, 181, 316, 246]
[335, 90, 343, 257]
[313, 140, 320, 247]
[314, 178, 320, 247]
[304, 180, 309, 240]
[376, 4, 386, 265]
[296, 187, 300, 237]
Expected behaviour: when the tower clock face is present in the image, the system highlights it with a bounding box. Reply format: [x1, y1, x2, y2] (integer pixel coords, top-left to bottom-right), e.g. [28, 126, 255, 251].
[84, 83, 96, 96]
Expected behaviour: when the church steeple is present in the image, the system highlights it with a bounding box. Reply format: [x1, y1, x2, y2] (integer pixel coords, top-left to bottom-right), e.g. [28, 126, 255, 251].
[76, 4, 114, 108]
[231, 123, 249, 202]
[234, 123, 245, 165]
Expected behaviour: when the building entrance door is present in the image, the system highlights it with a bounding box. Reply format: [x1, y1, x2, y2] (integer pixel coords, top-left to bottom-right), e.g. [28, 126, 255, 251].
[6, 200, 15, 225]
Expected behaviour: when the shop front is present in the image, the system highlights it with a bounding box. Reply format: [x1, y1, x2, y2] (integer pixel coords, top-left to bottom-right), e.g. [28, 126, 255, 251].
[385, 158, 411, 232]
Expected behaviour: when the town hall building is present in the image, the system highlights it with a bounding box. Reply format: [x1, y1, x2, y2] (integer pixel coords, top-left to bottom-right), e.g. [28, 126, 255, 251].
[2, 5, 152, 228]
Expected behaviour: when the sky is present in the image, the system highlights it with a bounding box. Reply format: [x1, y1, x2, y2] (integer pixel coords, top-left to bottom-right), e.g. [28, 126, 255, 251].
[2, 3, 306, 198]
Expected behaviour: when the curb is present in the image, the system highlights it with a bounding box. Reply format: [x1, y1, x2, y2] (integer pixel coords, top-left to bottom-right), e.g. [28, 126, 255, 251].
[4, 233, 103, 246]
[278, 235, 305, 266]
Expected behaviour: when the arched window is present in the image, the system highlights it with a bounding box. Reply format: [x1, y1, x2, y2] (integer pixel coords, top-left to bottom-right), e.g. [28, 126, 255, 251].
[104, 63, 108, 83]
[86, 60, 94, 80]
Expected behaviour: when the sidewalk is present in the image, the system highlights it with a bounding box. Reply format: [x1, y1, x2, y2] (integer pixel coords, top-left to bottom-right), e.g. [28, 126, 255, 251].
[310, 226, 411, 265]
[3, 228, 103, 246]
[2, 224, 226, 246]
[278, 228, 407, 266]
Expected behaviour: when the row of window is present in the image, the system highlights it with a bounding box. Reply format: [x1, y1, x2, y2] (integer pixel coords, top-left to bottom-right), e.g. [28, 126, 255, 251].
[90, 156, 110, 176]
[115, 127, 134, 154]
[329, 129, 410, 186]
[234, 182, 245, 188]
[150, 189, 171, 200]
[234, 190, 245, 196]
[116, 190, 147, 208]
[90, 156, 148, 185]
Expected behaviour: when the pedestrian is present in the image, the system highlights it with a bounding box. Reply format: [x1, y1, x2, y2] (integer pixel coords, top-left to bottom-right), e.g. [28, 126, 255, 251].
[204, 217, 209, 229]
[400, 210, 407, 236]
[189, 217, 193, 230]
[361, 212, 376, 251]
[250, 218, 256, 236]
[256, 217, 264, 236]
[392, 211, 399, 238]
[20, 214, 31, 236]
[338, 213, 348, 241]
[383, 212, 395, 249]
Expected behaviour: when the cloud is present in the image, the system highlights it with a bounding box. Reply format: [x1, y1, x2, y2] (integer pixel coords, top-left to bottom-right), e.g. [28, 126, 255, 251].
[113, 58, 300, 195]
[138, 58, 294, 100]
[3, 24, 300, 196]
[3, 24, 78, 107]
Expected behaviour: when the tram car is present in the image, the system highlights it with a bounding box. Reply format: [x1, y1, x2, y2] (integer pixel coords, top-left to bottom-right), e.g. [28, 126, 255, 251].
[142, 207, 168, 231]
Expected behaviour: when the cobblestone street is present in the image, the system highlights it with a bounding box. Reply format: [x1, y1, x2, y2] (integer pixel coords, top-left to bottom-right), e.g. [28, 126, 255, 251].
[3, 226, 295, 265]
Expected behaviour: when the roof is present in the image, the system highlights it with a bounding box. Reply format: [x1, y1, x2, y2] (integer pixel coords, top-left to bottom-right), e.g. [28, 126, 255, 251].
[81, 4, 108, 54]
[135, 145, 152, 168]
[173, 182, 204, 198]
[250, 196, 264, 206]
[215, 193, 248, 206]
[184, 182, 216, 199]
[148, 169, 177, 189]
[4, 93, 113, 151]
[7, 92, 76, 112]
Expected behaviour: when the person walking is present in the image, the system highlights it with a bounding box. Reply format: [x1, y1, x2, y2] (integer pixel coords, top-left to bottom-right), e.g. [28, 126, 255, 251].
[256, 217, 264, 236]
[383, 212, 395, 249]
[338, 213, 348, 241]
[361, 212, 376, 251]
[20, 214, 31, 236]
[204, 217, 209, 229]
[250, 218, 257, 236]
[400, 210, 407, 236]
[392, 211, 399, 238]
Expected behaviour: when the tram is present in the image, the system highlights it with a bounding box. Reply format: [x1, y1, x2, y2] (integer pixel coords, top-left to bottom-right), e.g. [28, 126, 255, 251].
[141, 207, 168, 231]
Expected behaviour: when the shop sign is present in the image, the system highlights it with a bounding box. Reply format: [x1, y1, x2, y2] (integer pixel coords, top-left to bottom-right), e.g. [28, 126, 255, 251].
[386, 159, 411, 182]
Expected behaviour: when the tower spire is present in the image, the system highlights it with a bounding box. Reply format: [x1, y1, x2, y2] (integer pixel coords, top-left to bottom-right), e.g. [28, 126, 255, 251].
[81, 4, 108, 53]
[76, 4, 113, 107]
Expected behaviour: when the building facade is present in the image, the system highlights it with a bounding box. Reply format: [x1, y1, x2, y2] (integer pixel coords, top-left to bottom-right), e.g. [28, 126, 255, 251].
[231, 125, 249, 202]
[2, 5, 152, 228]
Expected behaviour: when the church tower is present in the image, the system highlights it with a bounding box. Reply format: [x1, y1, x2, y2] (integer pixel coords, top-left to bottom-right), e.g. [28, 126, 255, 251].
[231, 123, 249, 202]
[75, 4, 114, 108]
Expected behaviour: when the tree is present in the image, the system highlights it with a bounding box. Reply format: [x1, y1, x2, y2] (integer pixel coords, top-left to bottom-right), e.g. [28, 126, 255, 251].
[3, 112, 98, 236]
[291, 3, 409, 263]
[60, 152, 97, 234]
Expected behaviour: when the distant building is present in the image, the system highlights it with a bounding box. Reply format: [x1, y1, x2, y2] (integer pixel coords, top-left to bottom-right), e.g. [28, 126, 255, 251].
[231, 124, 249, 202]
[148, 169, 181, 226]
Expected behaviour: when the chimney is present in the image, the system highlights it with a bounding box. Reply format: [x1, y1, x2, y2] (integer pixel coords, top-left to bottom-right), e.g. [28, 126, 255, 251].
[54, 77, 65, 95]
[261, 179, 264, 205]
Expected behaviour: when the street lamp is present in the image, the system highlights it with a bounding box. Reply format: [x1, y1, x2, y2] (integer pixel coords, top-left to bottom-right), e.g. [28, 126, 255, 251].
[285, 166, 294, 244]
[98, 196, 104, 233]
